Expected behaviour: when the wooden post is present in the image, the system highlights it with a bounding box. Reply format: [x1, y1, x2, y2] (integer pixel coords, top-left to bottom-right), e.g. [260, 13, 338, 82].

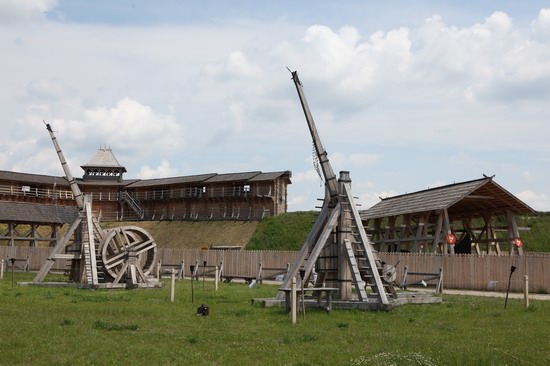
[190, 265, 195, 303]
[170, 269, 176, 303]
[0, 259, 4, 279]
[524, 275, 529, 308]
[215, 266, 219, 292]
[436, 267, 444, 294]
[337, 171, 352, 300]
[291, 277, 297, 324]
[202, 261, 207, 290]
[156, 259, 162, 280]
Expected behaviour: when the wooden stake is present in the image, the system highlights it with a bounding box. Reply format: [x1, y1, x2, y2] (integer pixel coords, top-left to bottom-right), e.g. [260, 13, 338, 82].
[524, 275, 529, 308]
[291, 277, 297, 324]
[0, 259, 4, 279]
[215, 266, 219, 292]
[156, 259, 162, 280]
[170, 269, 176, 303]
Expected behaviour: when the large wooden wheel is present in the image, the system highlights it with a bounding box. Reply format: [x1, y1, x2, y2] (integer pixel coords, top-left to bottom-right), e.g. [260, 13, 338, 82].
[101, 226, 157, 282]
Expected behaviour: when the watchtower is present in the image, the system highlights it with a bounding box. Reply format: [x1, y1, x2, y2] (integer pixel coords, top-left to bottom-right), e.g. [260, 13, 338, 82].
[81, 147, 127, 182]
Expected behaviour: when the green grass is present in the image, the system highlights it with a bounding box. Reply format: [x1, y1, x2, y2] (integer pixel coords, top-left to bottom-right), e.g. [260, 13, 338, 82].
[1, 273, 549, 365]
[247, 211, 318, 251]
[247, 211, 550, 252]
[517, 212, 550, 252]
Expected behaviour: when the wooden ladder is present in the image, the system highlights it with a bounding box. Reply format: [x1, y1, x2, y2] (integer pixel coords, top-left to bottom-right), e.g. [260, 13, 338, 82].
[343, 239, 368, 300]
[343, 184, 397, 304]
[81, 201, 104, 286]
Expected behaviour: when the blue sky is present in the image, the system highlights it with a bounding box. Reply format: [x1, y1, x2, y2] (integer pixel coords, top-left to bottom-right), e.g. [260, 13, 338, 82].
[1, 0, 550, 212]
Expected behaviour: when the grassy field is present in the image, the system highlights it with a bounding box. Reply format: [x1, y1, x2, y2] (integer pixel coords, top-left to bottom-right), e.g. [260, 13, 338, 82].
[1, 273, 548, 365]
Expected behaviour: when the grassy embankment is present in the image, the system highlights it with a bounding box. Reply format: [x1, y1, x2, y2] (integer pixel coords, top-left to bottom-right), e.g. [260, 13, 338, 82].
[1, 272, 548, 365]
[109, 211, 550, 252]
[103, 211, 318, 251]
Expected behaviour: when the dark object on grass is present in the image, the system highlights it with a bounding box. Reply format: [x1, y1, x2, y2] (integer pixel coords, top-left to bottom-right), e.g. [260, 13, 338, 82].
[196, 304, 209, 316]
[504, 265, 517, 309]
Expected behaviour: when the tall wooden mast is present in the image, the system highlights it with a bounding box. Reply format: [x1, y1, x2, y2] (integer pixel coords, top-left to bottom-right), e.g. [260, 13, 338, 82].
[45, 122, 85, 209]
[278, 71, 397, 309]
[290, 71, 339, 206]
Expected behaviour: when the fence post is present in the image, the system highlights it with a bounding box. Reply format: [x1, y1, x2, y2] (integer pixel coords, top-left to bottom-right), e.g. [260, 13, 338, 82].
[0, 259, 4, 279]
[291, 277, 297, 324]
[170, 269, 176, 303]
[524, 275, 529, 308]
[215, 266, 219, 292]
[436, 267, 444, 294]
[156, 259, 162, 280]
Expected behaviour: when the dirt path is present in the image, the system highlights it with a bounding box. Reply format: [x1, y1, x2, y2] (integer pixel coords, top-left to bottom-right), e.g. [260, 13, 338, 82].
[414, 288, 550, 301]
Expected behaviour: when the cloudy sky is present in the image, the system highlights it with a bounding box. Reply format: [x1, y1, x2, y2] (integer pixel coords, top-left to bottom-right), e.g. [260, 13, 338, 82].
[1, 0, 550, 212]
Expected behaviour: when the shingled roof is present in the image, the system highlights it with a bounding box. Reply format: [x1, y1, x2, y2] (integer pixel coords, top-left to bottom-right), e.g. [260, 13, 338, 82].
[124, 171, 292, 188]
[0, 170, 69, 186]
[80, 148, 126, 172]
[0, 201, 79, 224]
[362, 177, 536, 220]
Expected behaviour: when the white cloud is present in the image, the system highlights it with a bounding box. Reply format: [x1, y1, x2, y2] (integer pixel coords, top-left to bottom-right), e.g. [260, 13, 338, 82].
[415, 11, 550, 103]
[348, 153, 381, 166]
[522, 171, 534, 181]
[360, 190, 400, 210]
[139, 160, 178, 179]
[516, 190, 550, 211]
[0, 0, 57, 24]
[293, 169, 323, 184]
[27, 77, 70, 99]
[60, 98, 183, 154]
[202, 51, 263, 80]
[287, 195, 307, 210]
[325, 152, 380, 171]
[531, 8, 550, 40]
[296, 24, 413, 97]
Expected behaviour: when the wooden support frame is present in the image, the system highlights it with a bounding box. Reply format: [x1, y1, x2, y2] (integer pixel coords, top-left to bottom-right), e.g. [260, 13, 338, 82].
[400, 266, 444, 294]
[0, 222, 61, 247]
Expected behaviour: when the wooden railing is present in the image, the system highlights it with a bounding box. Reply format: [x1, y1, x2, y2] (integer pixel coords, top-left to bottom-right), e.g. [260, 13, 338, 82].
[130, 185, 273, 201]
[0, 184, 273, 202]
[0, 184, 74, 200]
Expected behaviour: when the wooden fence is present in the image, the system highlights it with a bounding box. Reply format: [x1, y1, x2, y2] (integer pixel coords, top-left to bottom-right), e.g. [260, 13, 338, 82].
[377, 252, 549, 293]
[1, 246, 548, 293]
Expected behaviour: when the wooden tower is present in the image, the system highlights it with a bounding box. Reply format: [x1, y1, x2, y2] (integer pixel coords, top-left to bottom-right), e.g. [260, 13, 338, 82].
[33, 123, 159, 288]
[277, 71, 398, 309]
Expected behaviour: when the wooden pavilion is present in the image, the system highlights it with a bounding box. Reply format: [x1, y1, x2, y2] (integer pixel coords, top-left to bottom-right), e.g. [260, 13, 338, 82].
[361, 176, 536, 256]
[0, 201, 78, 247]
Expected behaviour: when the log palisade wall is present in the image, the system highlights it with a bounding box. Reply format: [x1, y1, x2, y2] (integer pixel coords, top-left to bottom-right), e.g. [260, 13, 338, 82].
[1, 247, 548, 293]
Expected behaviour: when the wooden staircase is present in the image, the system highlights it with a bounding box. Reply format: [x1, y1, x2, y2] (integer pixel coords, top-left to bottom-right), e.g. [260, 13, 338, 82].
[120, 191, 145, 219]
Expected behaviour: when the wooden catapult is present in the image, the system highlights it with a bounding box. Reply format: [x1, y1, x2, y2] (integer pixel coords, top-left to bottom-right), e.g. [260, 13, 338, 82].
[276, 71, 402, 310]
[33, 123, 160, 288]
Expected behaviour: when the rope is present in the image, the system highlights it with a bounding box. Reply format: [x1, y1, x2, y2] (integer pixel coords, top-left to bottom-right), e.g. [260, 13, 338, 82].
[312, 142, 323, 185]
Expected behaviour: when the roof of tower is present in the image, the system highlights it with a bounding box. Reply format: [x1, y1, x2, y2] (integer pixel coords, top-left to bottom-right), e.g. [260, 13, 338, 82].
[81, 148, 127, 172]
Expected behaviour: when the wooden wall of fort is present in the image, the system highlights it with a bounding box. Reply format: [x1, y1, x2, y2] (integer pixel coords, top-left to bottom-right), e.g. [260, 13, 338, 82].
[0, 174, 288, 221]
